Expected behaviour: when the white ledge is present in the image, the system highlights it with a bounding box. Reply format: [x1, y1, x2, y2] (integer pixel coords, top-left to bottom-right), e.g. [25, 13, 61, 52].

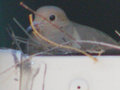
[0, 49, 120, 90]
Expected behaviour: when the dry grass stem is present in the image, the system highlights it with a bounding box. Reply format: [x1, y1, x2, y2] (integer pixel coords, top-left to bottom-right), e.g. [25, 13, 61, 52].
[29, 14, 97, 62]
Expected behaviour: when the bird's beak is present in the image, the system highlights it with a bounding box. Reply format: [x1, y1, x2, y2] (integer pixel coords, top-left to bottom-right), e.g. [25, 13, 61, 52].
[26, 21, 39, 32]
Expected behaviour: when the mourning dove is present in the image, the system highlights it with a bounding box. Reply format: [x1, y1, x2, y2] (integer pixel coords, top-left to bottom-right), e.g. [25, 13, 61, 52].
[26, 6, 119, 54]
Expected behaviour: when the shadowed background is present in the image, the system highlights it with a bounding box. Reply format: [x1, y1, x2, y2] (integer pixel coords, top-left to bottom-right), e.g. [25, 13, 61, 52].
[1, 0, 120, 48]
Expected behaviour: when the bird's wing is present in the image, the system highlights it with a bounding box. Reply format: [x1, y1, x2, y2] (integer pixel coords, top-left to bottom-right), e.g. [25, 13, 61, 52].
[72, 22, 118, 45]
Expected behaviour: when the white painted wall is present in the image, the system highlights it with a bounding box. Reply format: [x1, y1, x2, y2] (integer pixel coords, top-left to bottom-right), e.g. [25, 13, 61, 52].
[0, 49, 120, 90]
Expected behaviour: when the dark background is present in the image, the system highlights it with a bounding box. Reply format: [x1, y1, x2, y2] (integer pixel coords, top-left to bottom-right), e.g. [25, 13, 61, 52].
[1, 0, 120, 48]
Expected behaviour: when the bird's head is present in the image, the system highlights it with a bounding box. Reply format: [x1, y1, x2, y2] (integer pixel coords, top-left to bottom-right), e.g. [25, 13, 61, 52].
[27, 6, 70, 34]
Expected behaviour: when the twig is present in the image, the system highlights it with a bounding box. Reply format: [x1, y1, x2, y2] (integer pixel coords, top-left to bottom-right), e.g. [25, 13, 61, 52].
[75, 40, 120, 50]
[7, 25, 23, 52]
[20, 2, 81, 44]
[115, 30, 120, 37]
[36, 41, 71, 55]
[13, 18, 40, 45]
[29, 14, 97, 62]
[15, 36, 28, 41]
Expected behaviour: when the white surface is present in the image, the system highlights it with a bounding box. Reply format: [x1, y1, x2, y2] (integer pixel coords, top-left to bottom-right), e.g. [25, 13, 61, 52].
[0, 49, 120, 90]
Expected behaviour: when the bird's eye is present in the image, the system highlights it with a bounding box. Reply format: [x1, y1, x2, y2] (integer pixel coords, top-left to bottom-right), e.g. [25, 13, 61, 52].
[49, 15, 55, 21]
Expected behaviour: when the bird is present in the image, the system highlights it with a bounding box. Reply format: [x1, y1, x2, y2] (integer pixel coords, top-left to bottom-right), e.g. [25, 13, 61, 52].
[26, 6, 119, 55]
